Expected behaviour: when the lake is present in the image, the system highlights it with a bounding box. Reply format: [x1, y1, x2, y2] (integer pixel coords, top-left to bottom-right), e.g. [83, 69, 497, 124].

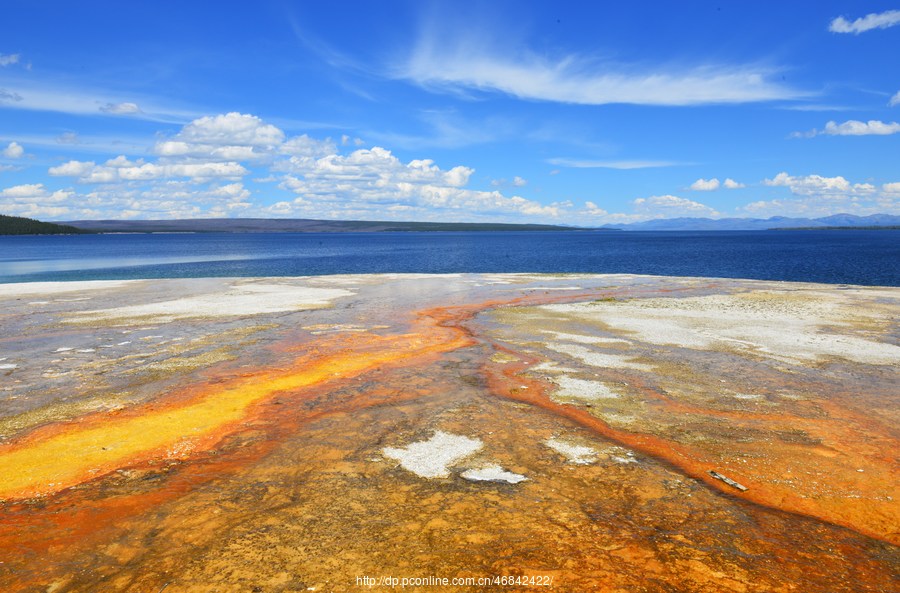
[1, 230, 897, 286]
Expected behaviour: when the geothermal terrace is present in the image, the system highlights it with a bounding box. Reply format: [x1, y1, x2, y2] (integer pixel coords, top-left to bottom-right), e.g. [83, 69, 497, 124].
[0, 274, 896, 592]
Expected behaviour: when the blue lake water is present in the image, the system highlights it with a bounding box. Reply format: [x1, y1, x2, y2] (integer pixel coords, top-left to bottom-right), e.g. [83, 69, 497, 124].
[0, 230, 897, 286]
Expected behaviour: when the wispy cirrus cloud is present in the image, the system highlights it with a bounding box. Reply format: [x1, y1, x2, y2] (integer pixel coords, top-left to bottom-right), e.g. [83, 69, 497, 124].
[547, 158, 683, 170]
[397, 21, 805, 107]
[829, 10, 900, 34]
[890, 91, 900, 107]
[0, 78, 201, 123]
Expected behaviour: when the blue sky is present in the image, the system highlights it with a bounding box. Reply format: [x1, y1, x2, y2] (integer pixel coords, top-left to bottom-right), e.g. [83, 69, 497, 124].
[1, 1, 899, 224]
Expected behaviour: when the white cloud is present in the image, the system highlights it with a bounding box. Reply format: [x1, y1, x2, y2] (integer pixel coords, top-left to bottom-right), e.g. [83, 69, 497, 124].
[512, 176, 527, 187]
[723, 178, 745, 189]
[49, 158, 248, 183]
[829, 10, 900, 34]
[794, 120, 900, 137]
[400, 26, 802, 106]
[2, 141, 24, 158]
[21, 112, 563, 222]
[178, 112, 284, 147]
[280, 134, 337, 157]
[0, 80, 200, 123]
[0, 183, 76, 218]
[100, 102, 141, 115]
[274, 146, 555, 220]
[890, 91, 900, 107]
[0, 54, 20, 67]
[152, 112, 319, 163]
[747, 172, 899, 218]
[633, 195, 720, 218]
[547, 158, 681, 169]
[690, 178, 720, 191]
[584, 201, 608, 217]
[824, 120, 900, 136]
[764, 172, 876, 197]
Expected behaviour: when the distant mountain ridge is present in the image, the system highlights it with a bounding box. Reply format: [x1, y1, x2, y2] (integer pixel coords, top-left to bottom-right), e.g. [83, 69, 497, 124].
[604, 213, 900, 231]
[32, 213, 900, 234]
[61, 218, 584, 233]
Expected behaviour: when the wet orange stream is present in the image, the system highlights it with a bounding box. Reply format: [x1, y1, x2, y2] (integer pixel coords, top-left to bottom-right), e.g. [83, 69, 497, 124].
[480, 337, 899, 546]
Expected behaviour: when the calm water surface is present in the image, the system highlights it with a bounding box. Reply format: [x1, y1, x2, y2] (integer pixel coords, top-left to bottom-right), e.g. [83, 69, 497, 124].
[0, 230, 897, 286]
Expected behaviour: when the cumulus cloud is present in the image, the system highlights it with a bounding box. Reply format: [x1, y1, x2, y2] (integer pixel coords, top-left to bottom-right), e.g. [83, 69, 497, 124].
[100, 102, 141, 115]
[0, 183, 76, 218]
[794, 120, 900, 137]
[20, 111, 564, 222]
[2, 141, 24, 158]
[633, 195, 720, 218]
[274, 146, 555, 219]
[401, 26, 802, 106]
[690, 177, 743, 191]
[824, 120, 900, 136]
[829, 10, 900, 34]
[154, 112, 286, 161]
[583, 201, 610, 217]
[764, 172, 876, 196]
[746, 172, 899, 218]
[0, 54, 20, 67]
[49, 157, 248, 183]
[512, 176, 527, 187]
[690, 178, 720, 191]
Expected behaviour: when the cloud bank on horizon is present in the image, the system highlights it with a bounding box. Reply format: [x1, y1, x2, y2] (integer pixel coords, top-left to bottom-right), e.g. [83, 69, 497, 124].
[1, 3, 898, 224]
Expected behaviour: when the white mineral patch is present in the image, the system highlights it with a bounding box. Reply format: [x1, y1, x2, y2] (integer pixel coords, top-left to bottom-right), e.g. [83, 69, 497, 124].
[0, 280, 135, 297]
[54, 347, 74, 352]
[550, 375, 621, 401]
[605, 446, 638, 464]
[382, 431, 482, 479]
[542, 293, 900, 365]
[76, 348, 96, 353]
[546, 342, 654, 371]
[542, 330, 632, 346]
[544, 437, 598, 465]
[0, 364, 18, 370]
[68, 284, 354, 323]
[529, 361, 580, 374]
[460, 465, 527, 484]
